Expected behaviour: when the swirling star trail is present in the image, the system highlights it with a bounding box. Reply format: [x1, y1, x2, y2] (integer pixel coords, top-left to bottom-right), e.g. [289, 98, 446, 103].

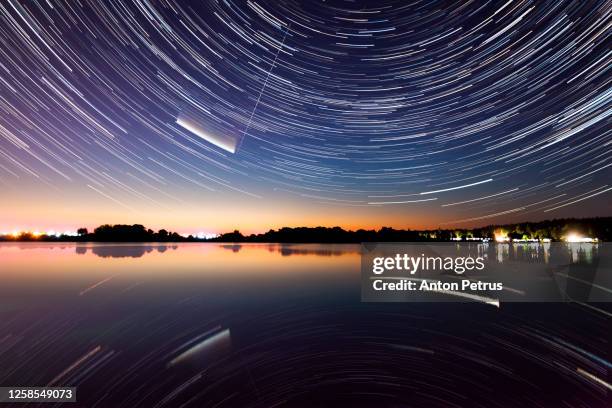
[0, 0, 610, 232]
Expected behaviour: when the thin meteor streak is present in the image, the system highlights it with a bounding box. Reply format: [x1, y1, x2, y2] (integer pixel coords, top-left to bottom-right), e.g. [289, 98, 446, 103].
[238, 24, 291, 149]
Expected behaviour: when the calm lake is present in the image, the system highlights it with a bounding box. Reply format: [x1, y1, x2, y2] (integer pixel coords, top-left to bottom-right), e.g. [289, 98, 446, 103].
[0, 243, 609, 407]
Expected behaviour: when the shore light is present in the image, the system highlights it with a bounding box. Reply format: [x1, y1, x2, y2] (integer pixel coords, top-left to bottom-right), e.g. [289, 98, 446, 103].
[564, 233, 597, 243]
[495, 233, 509, 243]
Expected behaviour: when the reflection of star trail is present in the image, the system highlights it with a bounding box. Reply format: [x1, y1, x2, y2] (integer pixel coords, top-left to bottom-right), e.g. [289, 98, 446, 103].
[79, 275, 116, 296]
[1, 244, 611, 406]
[0, 0, 610, 227]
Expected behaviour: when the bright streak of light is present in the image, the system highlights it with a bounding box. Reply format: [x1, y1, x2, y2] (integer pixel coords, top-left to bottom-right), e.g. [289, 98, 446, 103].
[168, 328, 231, 367]
[576, 368, 612, 391]
[177, 114, 238, 154]
[419, 179, 493, 195]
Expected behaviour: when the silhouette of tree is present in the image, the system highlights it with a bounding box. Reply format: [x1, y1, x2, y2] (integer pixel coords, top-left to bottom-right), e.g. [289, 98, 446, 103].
[157, 229, 169, 240]
[2, 218, 611, 242]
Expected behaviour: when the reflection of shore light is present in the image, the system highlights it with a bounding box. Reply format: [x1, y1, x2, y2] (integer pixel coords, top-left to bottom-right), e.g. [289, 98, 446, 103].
[565, 233, 597, 243]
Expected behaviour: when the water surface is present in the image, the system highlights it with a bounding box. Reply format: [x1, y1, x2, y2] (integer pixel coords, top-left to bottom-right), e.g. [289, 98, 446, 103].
[0, 243, 609, 407]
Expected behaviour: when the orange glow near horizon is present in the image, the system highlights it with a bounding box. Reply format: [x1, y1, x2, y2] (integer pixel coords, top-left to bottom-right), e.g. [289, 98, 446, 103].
[3, 183, 608, 235]
[0, 191, 445, 235]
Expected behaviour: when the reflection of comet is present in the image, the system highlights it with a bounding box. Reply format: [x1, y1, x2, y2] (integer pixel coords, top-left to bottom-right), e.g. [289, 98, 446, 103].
[176, 115, 238, 154]
[168, 328, 231, 367]
[577, 368, 612, 391]
[371, 276, 500, 307]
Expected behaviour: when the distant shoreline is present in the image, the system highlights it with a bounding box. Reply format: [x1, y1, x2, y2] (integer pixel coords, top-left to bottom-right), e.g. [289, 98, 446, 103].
[2, 217, 610, 243]
[2, 239, 609, 244]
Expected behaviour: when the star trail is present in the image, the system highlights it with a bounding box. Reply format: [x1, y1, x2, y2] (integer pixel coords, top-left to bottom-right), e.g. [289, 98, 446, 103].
[0, 0, 610, 232]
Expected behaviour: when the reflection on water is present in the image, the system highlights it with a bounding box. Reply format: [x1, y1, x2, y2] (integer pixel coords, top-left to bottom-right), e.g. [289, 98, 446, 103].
[221, 244, 243, 253]
[76, 244, 179, 258]
[486, 242, 599, 265]
[0, 243, 610, 408]
[222, 243, 362, 257]
[12, 241, 598, 261]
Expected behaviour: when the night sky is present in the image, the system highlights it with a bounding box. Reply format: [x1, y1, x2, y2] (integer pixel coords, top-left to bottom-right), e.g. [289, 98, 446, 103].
[0, 0, 610, 233]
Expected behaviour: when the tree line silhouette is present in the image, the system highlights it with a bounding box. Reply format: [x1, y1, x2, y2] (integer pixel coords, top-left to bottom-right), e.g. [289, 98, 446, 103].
[3, 217, 610, 242]
[211, 217, 612, 242]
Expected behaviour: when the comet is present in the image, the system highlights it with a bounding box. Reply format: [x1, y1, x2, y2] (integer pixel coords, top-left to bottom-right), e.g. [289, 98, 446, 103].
[176, 114, 238, 154]
[177, 25, 290, 155]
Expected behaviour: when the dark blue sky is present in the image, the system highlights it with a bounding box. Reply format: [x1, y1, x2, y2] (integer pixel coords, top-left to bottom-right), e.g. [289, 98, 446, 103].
[0, 0, 610, 233]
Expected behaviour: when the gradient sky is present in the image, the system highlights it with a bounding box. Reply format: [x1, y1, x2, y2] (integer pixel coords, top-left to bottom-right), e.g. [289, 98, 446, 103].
[0, 0, 610, 234]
